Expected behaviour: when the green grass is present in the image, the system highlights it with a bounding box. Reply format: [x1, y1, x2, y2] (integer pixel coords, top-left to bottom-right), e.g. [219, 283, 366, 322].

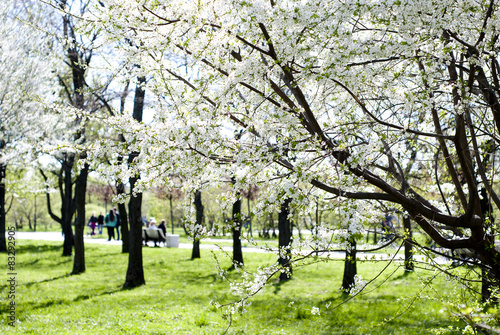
[0, 240, 468, 334]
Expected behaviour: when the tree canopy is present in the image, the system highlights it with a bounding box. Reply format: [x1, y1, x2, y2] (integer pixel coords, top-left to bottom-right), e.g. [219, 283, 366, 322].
[81, 0, 500, 289]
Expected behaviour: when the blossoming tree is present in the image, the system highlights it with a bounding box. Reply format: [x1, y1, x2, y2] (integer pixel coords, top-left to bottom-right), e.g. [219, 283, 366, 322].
[87, 0, 500, 300]
[0, 0, 58, 252]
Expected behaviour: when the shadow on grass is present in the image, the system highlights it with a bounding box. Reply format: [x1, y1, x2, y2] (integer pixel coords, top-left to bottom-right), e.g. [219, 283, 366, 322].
[272, 277, 292, 294]
[17, 243, 62, 254]
[17, 286, 125, 314]
[73, 287, 123, 302]
[24, 273, 71, 287]
[185, 272, 219, 284]
[0, 272, 71, 291]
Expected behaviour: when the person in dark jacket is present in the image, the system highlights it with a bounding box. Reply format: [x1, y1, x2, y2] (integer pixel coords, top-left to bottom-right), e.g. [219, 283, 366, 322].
[97, 212, 104, 235]
[88, 211, 98, 236]
[158, 219, 167, 236]
[104, 210, 117, 241]
[114, 207, 121, 240]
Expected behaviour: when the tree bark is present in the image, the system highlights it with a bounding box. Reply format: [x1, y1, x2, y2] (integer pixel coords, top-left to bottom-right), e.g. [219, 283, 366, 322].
[117, 181, 129, 253]
[123, 78, 146, 288]
[278, 198, 292, 281]
[191, 190, 203, 259]
[124, 172, 145, 288]
[72, 161, 88, 274]
[403, 216, 414, 271]
[231, 192, 244, 267]
[61, 154, 75, 257]
[342, 239, 357, 291]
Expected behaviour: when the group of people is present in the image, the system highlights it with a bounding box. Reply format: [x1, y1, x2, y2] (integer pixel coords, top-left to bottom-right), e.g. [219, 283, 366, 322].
[88, 207, 122, 241]
[88, 211, 170, 242]
[144, 217, 168, 236]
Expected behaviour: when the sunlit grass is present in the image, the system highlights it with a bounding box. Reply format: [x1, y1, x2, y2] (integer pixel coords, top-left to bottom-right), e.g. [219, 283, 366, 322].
[0, 240, 468, 334]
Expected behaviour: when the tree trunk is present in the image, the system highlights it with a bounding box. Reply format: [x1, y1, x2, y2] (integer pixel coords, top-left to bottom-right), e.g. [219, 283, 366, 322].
[61, 154, 75, 257]
[232, 192, 244, 267]
[278, 198, 292, 281]
[124, 78, 146, 288]
[117, 181, 129, 253]
[403, 216, 414, 271]
[72, 161, 88, 275]
[124, 174, 145, 288]
[0, 162, 6, 252]
[481, 233, 496, 302]
[191, 190, 203, 259]
[342, 239, 357, 291]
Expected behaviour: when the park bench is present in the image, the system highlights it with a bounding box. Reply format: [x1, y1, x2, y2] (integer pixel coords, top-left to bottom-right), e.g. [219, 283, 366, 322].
[142, 229, 179, 248]
[142, 228, 166, 247]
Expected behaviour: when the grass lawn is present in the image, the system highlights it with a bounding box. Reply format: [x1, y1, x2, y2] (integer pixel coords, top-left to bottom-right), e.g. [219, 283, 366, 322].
[0, 240, 469, 334]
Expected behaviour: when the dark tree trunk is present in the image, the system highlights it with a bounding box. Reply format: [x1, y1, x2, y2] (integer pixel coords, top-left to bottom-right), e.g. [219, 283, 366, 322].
[342, 239, 357, 291]
[39, 148, 76, 260]
[124, 173, 145, 288]
[72, 161, 88, 274]
[278, 198, 292, 281]
[0, 162, 6, 252]
[117, 182, 129, 253]
[232, 192, 243, 267]
[124, 78, 146, 288]
[403, 216, 414, 271]
[192, 240, 200, 259]
[481, 233, 496, 302]
[191, 190, 203, 259]
[61, 154, 75, 257]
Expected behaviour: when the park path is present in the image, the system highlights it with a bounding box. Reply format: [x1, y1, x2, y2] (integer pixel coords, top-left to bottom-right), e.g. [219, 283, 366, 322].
[14, 231, 450, 264]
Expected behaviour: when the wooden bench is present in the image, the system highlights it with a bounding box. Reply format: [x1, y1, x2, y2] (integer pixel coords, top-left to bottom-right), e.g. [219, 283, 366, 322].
[142, 228, 166, 247]
[142, 229, 180, 247]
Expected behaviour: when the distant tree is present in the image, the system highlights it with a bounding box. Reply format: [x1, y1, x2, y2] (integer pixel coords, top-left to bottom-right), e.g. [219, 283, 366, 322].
[0, 0, 56, 252]
[278, 198, 292, 282]
[90, 0, 500, 303]
[87, 183, 115, 212]
[241, 185, 259, 237]
[231, 179, 243, 268]
[191, 190, 204, 260]
[153, 185, 183, 234]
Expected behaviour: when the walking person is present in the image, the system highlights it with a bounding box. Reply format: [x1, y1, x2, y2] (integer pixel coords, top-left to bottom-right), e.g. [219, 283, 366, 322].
[104, 209, 117, 241]
[114, 207, 121, 240]
[88, 211, 98, 236]
[97, 212, 104, 235]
